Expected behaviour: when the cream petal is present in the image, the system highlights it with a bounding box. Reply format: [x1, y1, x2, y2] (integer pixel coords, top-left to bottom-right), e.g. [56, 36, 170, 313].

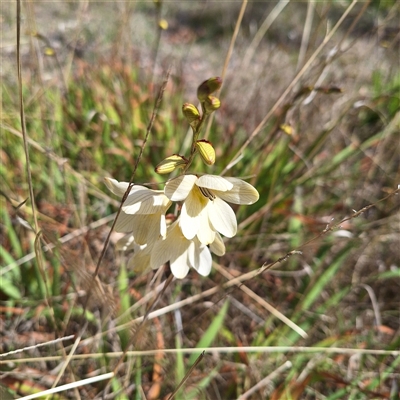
[123, 190, 170, 215]
[186, 240, 197, 269]
[180, 187, 207, 240]
[196, 208, 216, 245]
[190, 243, 212, 276]
[165, 175, 197, 201]
[115, 213, 136, 233]
[160, 214, 167, 239]
[133, 214, 164, 245]
[104, 178, 130, 197]
[115, 233, 136, 251]
[115, 212, 166, 244]
[150, 238, 170, 270]
[127, 250, 151, 275]
[209, 232, 226, 256]
[215, 178, 259, 205]
[208, 197, 237, 237]
[170, 252, 190, 279]
[150, 222, 189, 269]
[196, 175, 233, 191]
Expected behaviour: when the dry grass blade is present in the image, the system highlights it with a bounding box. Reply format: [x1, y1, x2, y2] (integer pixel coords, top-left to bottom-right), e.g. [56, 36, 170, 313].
[16, 0, 38, 233]
[5, 346, 399, 366]
[17, 373, 114, 400]
[46, 322, 88, 397]
[213, 262, 308, 338]
[296, 0, 315, 72]
[0, 336, 75, 358]
[242, 0, 289, 69]
[238, 360, 292, 400]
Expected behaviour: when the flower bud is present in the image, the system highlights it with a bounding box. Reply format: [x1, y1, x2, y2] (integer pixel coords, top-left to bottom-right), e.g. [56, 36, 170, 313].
[203, 96, 221, 114]
[279, 124, 293, 135]
[155, 154, 188, 174]
[182, 103, 201, 129]
[197, 77, 222, 101]
[196, 140, 216, 165]
[158, 19, 168, 30]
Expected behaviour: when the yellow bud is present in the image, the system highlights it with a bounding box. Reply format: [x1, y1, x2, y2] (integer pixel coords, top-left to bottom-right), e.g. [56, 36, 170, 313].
[203, 96, 221, 114]
[44, 47, 55, 56]
[196, 140, 216, 165]
[197, 77, 222, 101]
[155, 154, 188, 174]
[279, 124, 293, 135]
[182, 103, 201, 129]
[182, 103, 200, 122]
[158, 19, 168, 30]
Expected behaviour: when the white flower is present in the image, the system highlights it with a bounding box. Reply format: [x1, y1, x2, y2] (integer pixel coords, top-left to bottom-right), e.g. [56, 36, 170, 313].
[150, 220, 225, 279]
[164, 174, 259, 244]
[104, 178, 171, 245]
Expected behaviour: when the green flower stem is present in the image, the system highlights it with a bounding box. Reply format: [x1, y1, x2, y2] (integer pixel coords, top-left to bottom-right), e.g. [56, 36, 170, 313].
[182, 102, 209, 173]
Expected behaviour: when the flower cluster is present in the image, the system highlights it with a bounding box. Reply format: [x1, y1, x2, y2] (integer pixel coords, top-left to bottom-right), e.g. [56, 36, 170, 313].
[106, 78, 259, 279]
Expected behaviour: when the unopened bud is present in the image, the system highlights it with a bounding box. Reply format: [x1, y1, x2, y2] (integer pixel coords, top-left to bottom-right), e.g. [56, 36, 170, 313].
[44, 47, 55, 56]
[279, 124, 293, 135]
[158, 19, 168, 30]
[196, 140, 216, 165]
[203, 96, 221, 114]
[155, 154, 188, 174]
[182, 103, 201, 129]
[197, 77, 222, 101]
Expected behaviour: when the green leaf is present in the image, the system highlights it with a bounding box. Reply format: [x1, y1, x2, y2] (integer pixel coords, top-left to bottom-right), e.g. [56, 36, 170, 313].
[175, 335, 185, 385]
[299, 244, 353, 312]
[0, 276, 21, 299]
[188, 299, 229, 365]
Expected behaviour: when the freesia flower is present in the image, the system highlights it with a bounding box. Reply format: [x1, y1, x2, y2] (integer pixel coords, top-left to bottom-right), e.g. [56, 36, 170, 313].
[104, 178, 171, 245]
[150, 220, 225, 279]
[164, 174, 259, 244]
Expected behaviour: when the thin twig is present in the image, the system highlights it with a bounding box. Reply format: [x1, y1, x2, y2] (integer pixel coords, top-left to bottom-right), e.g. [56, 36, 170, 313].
[167, 351, 205, 400]
[16, 0, 38, 232]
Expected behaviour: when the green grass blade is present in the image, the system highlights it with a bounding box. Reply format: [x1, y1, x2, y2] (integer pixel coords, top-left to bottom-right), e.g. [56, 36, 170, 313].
[188, 299, 230, 365]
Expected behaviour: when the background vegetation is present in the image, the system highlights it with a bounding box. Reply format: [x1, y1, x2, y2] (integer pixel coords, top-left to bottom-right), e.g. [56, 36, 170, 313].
[1, 1, 399, 399]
